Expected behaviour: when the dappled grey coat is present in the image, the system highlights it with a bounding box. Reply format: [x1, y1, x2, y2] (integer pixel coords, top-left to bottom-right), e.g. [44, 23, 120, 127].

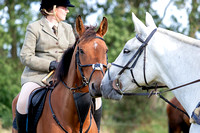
[20, 17, 75, 86]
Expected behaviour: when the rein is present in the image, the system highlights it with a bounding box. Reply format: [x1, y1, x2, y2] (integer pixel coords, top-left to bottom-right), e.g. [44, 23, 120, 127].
[49, 36, 107, 133]
[108, 28, 200, 118]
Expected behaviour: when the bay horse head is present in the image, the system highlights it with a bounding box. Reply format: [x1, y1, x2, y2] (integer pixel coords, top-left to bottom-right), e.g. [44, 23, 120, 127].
[56, 15, 108, 98]
[75, 15, 108, 97]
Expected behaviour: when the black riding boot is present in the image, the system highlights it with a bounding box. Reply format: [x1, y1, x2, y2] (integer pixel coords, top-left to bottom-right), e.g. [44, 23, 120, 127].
[16, 110, 27, 133]
[93, 106, 102, 133]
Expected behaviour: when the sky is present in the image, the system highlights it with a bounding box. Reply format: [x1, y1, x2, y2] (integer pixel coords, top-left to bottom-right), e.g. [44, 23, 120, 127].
[152, 0, 191, 29]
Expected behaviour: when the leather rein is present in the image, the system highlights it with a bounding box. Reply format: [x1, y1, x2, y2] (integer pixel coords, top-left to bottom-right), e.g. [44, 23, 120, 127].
[108, 28, 200, 118]
[48, 36, 107, 133]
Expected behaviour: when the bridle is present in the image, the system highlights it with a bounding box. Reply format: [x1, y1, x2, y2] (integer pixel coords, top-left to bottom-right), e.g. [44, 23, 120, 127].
[109, 28, 167, 94]
[62, 36, 108, 91]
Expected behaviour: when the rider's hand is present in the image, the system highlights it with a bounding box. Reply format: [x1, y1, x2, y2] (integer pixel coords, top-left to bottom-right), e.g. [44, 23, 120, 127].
[49, 61, 59, 71]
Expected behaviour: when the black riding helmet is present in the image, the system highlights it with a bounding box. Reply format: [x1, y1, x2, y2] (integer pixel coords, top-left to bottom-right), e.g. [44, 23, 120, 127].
[40, 0, 75, 11]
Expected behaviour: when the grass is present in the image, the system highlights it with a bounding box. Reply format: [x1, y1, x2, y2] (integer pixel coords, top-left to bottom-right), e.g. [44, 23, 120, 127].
[100, 113, 168, 133]
[100, 94, 173, 133]
[0, 128, 11, 133]
[132, 116, 168, 133]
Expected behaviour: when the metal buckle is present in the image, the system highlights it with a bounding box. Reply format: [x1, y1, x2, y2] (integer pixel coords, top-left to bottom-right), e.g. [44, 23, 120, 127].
[92, 64, 103, 71]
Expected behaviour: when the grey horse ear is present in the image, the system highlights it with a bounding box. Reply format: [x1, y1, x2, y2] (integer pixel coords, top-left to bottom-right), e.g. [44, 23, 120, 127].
[145, 12, 157, 28]
[132, 12, 147, 35]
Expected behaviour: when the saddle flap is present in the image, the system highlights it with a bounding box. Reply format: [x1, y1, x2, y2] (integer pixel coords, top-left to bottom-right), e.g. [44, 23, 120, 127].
[73, 92, 92, 127]
[28, 86, 49, 133]
[30, 87, 48, 107]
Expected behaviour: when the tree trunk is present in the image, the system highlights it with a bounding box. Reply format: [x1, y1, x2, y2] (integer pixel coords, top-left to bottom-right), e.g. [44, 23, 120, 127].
[189, 0, 200, 38]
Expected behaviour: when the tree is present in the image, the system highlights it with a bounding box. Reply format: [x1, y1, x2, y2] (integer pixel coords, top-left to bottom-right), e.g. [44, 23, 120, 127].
[0, 0, 41, 59]
[0, 0, 40, 127]
[188, 0, 200, 38]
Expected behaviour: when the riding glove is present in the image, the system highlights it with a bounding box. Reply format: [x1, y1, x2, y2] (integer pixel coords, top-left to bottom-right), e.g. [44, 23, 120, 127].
[49, 61, 59, 71]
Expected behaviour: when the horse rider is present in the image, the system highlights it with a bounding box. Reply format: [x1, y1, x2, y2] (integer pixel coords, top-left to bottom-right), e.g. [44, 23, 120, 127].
[16, 0, 102, 132]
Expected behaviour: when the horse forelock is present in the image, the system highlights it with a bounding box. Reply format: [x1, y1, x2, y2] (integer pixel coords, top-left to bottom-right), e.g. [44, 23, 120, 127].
[79, 26, 97, 44]
[158, 28, 200, 48]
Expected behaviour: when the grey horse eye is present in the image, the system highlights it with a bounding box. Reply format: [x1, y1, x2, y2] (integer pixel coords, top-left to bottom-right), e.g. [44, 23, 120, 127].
[123, 48, 130, 54]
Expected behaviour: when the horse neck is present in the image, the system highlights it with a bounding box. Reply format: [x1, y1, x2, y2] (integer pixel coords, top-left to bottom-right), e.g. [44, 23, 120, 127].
[51, 55, 91, 130]
[152, 30, 200, 115]
[51, 83, 80, 129]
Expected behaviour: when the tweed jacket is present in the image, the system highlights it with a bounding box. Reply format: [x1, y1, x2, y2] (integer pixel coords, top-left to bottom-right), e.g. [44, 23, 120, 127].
[20, 17, 76, 86]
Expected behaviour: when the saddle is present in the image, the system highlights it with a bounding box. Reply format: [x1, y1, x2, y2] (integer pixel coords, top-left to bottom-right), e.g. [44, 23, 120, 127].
[27, 86, 51, 133]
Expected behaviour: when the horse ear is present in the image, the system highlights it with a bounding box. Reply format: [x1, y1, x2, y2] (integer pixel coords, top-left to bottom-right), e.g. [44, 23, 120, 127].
[145, 12, 157, 28]
[132, 12, 146, 34]
[76, 15, 85, 36]
[97, 17, 108, 37]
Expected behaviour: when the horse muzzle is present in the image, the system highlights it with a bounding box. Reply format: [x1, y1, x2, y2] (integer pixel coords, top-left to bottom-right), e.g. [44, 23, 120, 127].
[100, 78, 123, 100]
[89, 82, 102, 98]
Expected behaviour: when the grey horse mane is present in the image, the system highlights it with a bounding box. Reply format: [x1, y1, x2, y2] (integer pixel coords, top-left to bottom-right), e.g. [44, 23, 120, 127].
[158, 28, 200, 48]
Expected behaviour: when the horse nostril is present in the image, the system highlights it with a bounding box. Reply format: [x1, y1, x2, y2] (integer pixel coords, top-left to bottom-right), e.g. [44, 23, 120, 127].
[91, 83, 102, 97]
[92, 83, 95, 91]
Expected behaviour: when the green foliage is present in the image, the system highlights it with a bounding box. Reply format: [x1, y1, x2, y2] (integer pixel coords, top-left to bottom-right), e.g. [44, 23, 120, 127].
[0, 54, 22, 128]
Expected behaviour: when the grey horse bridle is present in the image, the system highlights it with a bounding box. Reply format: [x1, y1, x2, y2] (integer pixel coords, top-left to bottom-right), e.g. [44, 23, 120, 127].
[109, 28, 166, 94]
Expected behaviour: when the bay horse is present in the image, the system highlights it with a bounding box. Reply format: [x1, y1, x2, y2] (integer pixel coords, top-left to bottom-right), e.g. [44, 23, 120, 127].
[12, 15, 108, 133]
[167, 97, 190, 133]
[100, 12, 200, 132]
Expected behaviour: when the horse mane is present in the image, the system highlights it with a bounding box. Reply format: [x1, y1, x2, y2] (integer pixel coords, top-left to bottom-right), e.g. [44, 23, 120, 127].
[158, 28, 200, 48]
[55, 42, 77, 82]
[55, 26, 97, 82]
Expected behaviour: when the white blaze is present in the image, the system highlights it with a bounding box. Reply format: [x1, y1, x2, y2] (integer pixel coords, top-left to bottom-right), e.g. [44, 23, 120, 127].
[94, 41, 98, 49]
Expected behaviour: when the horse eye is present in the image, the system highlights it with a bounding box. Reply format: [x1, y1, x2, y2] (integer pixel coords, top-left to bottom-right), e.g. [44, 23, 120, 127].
[79, 49, 84, 54]
[123, 48, 130, 54]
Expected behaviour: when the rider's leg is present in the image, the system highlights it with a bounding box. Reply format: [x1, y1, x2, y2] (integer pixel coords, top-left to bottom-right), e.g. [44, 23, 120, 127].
[15, 110, 28, 133]
[16, 82, 40, 133]
[93, 97, 102, 133]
